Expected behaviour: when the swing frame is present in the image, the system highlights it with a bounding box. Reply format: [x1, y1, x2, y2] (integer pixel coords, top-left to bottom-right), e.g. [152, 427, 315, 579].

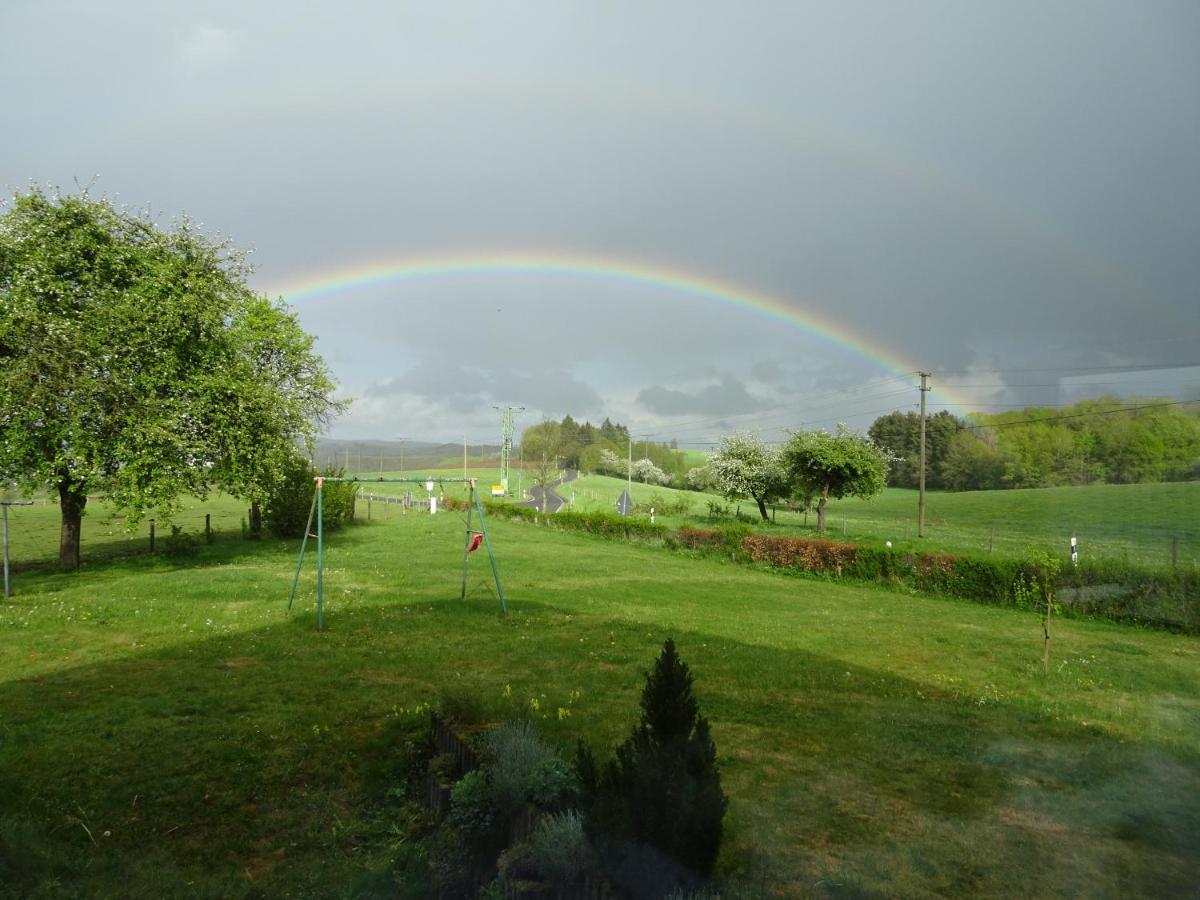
[287, 476, 507, 630]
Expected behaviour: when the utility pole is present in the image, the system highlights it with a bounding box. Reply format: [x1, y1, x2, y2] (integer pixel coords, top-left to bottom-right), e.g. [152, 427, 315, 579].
[463, 434, 468, 481]
[493, 405, 525, 494]
[397, 437, 407, 477]
[918, 371, 931, 538]
[627, 437, 632, 496]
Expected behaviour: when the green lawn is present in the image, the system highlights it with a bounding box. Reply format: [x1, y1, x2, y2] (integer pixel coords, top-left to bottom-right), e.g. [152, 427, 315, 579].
[560, 476, 1200, 566]
[1, 502, 1197, 896]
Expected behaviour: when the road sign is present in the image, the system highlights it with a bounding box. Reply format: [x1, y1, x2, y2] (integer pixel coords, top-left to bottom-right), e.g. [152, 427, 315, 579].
[616, 489, 632, 516]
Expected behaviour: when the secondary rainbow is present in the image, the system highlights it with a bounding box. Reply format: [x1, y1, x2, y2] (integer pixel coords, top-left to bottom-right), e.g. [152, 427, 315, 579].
[264, 250, 974, 410]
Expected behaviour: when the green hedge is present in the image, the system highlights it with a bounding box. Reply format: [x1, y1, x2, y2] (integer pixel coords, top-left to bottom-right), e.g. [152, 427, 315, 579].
[483, 502, 672, 544]
[485, 503, 1198, 632]
[264, 456, 357, 538]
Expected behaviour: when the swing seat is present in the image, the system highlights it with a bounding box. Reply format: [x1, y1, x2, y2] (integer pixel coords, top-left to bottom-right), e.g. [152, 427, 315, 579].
[467, 532, 484, 553]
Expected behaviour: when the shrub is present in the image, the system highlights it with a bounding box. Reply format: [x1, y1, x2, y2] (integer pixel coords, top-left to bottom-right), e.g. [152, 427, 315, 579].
[527, 810, 593, 887]
[593, 639, 727, 879]
[264, 453, 356, 538]
[741, 534, 856, 572]
[483, 721, 577, 816]
[704, 499, 731, 518]
[447, 770, 500, 850]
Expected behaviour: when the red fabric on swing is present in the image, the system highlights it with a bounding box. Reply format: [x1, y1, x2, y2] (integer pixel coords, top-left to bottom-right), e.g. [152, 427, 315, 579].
[467, 532, 484, 553]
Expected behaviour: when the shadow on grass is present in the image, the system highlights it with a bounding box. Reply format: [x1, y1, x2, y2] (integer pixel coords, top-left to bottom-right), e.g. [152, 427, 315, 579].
[1, 592, 1197, 898]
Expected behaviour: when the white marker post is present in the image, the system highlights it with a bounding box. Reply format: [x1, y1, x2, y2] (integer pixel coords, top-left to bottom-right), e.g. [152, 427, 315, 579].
[1070, 534, 1078, 567]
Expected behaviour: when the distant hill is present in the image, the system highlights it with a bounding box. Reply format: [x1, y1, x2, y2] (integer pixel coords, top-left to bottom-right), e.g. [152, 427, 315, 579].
[312, 438, 501, 474]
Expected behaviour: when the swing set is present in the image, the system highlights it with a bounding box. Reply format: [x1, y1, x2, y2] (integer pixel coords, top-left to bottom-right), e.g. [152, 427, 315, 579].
[287, 476, 506, 630]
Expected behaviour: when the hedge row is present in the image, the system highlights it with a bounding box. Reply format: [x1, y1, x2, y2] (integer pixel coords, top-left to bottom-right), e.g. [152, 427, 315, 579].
[481, 502, 1198, 633]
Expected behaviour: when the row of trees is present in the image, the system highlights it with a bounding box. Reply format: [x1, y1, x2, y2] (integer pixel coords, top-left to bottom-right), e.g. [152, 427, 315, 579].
[709, 429, 891, 531]
[868, 400, 1200, 492]
[520, 416, 688, 493]
[0, 188, 341, 566]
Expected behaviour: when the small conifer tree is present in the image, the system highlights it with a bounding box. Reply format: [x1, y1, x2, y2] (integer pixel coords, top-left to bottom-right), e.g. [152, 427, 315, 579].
[597, 638, 727, 877]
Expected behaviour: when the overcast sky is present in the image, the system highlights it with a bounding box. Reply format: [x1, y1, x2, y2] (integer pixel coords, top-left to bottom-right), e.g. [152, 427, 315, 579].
[3, 1, 1197, 445]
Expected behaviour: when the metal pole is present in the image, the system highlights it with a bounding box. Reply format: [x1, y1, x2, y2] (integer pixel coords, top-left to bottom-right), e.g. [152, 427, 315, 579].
[475, 492, 507, 615]
[461, 481, 475, 600]
[316, 479, 325, 631]
[918, 371, 930, 538]
[287, 491, 319, 610]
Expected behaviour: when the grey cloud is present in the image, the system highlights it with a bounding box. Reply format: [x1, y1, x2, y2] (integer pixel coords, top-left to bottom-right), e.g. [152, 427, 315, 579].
[364, 359, 604, 420]
[637, 374, 768, 417]
[2, 2, 1196, 442]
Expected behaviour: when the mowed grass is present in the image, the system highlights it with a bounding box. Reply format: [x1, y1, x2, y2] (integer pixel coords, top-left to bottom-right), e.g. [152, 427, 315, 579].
[1, 504, 1198, 897]
[563, 475, 1200, 566]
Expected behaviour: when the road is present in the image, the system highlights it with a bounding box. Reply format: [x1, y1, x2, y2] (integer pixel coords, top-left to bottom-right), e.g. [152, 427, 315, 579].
[518, 469, 578, 513]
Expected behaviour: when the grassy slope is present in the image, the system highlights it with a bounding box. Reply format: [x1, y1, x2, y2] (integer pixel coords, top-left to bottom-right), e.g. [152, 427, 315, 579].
[1, 505, 1197, 897]
[562, 475, 1200, 566]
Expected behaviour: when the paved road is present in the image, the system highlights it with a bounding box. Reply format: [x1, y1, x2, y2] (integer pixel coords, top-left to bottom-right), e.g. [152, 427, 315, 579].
[518, 469, 577, 513]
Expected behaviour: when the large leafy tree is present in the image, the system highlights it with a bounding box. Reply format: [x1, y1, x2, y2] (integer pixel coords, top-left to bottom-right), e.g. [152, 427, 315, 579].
[0, 187, 340, 566]
[782, 426, 891, 532]
[709, 432, 789, 521]
[867, 410, 963, 489]
[519, 420, 564, 511]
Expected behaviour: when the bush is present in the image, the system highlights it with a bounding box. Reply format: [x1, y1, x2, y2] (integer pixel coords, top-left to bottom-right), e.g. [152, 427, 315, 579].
[526, 810, 593, 887]
[592, 639, 727, 880]
[483, 721, 577, 816]
[742, 534, 856, 572]
[264, 453, 356, 538]
[447, 770, 500, 850]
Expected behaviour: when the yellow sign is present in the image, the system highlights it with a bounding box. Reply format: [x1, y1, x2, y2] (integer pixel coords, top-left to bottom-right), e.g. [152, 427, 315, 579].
[490, 485, 505, 496]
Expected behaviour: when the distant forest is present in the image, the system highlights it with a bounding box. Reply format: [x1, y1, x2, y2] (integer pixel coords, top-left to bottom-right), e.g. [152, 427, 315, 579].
[868, 397, 1200, 491]
[537, 416, 689, 481]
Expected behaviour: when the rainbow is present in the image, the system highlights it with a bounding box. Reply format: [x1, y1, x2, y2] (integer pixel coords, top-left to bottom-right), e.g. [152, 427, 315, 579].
[263, 250, 977, 410]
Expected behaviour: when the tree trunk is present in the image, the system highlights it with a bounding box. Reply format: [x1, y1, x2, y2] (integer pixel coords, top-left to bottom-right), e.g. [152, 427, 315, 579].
[816, 494, 828, 533]
[57, 478, 87, 569]
[249, 501, 262, 535]
[756, 497, 769, 522]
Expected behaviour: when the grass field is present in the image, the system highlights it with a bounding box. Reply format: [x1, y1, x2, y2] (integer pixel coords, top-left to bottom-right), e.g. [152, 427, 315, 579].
[562, 476, 1200, 567]
[2, 503, 1197, 897]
